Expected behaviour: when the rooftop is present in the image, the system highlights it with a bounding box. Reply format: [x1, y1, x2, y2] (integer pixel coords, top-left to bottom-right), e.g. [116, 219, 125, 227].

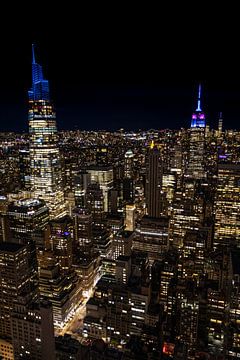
[86, 165, 113, 171]
[0, 242, 25, 253]
[118, 230, 134, 238]
[8, 198, 47, 213]
[117, 255, 131, 262]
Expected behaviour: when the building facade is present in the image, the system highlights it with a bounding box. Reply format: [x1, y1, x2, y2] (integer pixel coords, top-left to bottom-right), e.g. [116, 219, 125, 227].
[28, 45, 65, 219]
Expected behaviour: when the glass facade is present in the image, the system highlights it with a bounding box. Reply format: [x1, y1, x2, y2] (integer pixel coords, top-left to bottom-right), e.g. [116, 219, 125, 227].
[28, 46, 65, 219]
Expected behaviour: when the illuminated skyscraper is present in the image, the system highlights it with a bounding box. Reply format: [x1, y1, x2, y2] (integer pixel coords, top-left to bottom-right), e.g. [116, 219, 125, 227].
[214, 163, 240, 248]
[73, 207, 93, 254]
[190, 85, 205, 129]
[0, 243, 36, 338]
[7, 198, 50, 285]
[28, 45, 65, 219]
[124, 149, 134, 178]
[187, 84, 206, 179]
[125, 204, 136, 231]
[123, 149, 135, 205]
[113, 230, 133, 260]
[218, 112, 223, 137]
[47, 216, 73, 272]
[7, 198, 49, 249]
[133, 215, 169, 263]
[74, 171, 91, 207]
[85, 183, 111, 257]
[0, 242, 56, 359]
[87, 166, 113, 212]
[179, 298, 199, 358]
[72, 208, 100, 293]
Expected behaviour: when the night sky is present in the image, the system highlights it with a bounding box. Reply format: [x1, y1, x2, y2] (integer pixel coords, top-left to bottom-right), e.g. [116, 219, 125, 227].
[1, 11, 239, 132]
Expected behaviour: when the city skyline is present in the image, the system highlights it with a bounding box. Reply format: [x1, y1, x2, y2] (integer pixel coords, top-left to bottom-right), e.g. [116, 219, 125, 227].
[1, 40, 240, 359]
[1, 32, 240, 132]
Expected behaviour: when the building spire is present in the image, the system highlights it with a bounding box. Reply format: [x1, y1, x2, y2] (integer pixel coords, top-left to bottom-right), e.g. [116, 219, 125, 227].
[191, 84, 205, 128]
[150, 140, 155, 149]
[29, 44, 49, 101]
[32, 44, 36, 64]
[196, 83, 202, 112]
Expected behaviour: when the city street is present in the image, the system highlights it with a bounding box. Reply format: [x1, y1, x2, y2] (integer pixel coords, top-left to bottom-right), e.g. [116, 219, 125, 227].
[55, 271, 101, 338]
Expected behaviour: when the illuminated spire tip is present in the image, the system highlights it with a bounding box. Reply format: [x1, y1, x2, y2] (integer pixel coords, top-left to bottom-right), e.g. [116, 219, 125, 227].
[150, 140, 155, 149]
[196, 83, 202, 112]
[32, 44, 36, 64]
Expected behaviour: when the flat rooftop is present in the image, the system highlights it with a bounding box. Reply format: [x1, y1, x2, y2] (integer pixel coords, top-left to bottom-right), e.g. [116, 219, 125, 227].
[0, 242, 25, 253]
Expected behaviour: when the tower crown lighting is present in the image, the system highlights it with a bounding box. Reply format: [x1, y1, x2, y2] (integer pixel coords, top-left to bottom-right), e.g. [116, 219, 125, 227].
[28, 44, 50, 101]
[191, 83, 206, 128]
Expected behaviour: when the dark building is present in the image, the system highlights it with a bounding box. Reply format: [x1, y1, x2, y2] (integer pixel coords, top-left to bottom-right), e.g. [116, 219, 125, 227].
[19, 149, 30, 190]
[146, 144, 163, 218]
[46, 215, 73, 272]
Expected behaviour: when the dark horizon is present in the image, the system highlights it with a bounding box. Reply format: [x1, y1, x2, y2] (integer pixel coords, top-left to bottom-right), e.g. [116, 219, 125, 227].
[1, 80, 240, 133]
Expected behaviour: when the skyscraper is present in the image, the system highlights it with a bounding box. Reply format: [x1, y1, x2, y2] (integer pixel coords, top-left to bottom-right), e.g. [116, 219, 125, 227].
[7, 198, 50, 287]
[0, 242, 55, 360]
[218, 112, 223, 137]
[7, 198, 49, 249]
[123, 149, 135, 205]
[0, 243, 36, 338]
[47, 216, 73, 272]
[146, 143, 163, 218]
[87, 166, 113, 212]
[214, 163, 240, 248]
[124, 149, 134, 178]
[186, 84, 206, 179]
[28, 45, 65, 219]
[73, 208, 93, 255]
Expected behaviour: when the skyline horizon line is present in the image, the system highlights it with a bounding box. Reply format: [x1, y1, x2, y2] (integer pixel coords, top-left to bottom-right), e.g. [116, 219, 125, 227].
[1, 45, 240, 132]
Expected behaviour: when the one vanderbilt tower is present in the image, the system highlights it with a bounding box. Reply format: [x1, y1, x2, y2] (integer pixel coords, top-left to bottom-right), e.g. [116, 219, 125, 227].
[28, 45, 65, 219]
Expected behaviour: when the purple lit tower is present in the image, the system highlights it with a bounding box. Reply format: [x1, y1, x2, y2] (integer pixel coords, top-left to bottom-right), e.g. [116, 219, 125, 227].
[187, 84, 206, 179]
[190, 84, 206, 128]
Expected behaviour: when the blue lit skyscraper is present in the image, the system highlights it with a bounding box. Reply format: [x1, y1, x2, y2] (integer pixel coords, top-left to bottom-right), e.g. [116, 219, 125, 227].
[28, 45, 65, 219]
[28, 45, 50, 101]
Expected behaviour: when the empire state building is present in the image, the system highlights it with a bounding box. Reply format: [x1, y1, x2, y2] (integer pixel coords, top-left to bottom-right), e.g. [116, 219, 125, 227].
[28, 45, 65, 219]
[186, 84, 206, 179]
